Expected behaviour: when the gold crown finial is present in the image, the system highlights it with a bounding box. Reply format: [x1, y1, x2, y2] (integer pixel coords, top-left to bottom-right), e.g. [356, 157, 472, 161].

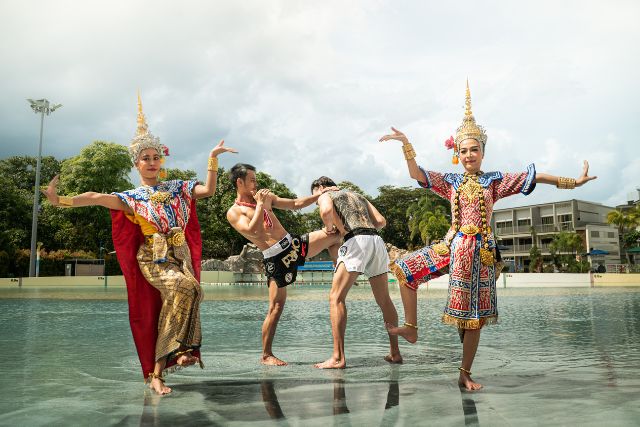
[136, 90, 148, 137]
[129, 91, 164, 163]
[454, 79, 487, 147]
[465, 78, 472, 117]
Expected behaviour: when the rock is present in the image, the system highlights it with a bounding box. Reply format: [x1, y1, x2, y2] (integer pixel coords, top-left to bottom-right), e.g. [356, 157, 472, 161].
[201, 243, 264, 273]
[386, 243, 409, 263]
[203, 241, 412, 272]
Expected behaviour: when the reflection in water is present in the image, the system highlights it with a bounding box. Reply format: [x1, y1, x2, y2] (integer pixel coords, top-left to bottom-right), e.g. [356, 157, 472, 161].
[261, 380, 286, 420]
[460, 390, 480, 427]
[139, 391, 160, 427]
[256, 373, 401, 423]
[332, 378, 350, 416]
[380, 367, 400, 426]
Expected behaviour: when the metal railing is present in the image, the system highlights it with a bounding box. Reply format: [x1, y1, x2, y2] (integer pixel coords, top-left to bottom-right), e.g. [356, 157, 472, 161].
[495, 223, 574, 236]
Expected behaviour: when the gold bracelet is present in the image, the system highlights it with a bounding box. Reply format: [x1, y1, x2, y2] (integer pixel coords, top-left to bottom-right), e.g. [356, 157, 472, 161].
[207, 156, 219, 172]
[58, 196, 74, 207]
[556, 177, 576, 189]
[402, 142, 416, 160]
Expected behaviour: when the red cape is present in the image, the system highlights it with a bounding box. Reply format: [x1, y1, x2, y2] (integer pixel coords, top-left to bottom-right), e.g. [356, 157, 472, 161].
[110, 199, 202, 378]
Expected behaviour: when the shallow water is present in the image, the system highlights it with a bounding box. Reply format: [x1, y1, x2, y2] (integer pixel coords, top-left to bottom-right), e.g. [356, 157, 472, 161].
[1, 285, 639, 426]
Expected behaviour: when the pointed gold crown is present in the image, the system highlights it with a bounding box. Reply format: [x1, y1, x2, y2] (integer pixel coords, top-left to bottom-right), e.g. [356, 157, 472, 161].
[128, 91, 165, 163]
[454, 80, 487, 148]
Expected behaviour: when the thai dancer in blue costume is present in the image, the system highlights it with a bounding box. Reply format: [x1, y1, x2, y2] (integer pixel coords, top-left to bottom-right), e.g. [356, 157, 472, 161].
[379, 81, 597, 390]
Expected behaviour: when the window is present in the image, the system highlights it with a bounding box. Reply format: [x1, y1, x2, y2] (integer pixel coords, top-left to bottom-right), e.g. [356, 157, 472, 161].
[607, 232, 615, 238]
[557, 214, 572, 223]
[541, 216, 554, 225]
[591, 231, 600, 238]
[517, 219, 531, 226]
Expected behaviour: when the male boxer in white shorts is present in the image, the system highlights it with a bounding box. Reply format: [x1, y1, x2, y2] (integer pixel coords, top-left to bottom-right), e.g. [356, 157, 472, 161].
[310, 176, 402, 369]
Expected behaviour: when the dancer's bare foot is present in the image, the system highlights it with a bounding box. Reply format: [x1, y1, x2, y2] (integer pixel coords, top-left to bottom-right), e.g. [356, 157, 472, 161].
[176, 354, 198, 367]
[314, 357, 346, 369]
[384, 353, 403, 364]
[261, 354, 288, 366]
[149, 377, 172, 395]
[386, 322, 418, 344]
[458, 372, 483, 391]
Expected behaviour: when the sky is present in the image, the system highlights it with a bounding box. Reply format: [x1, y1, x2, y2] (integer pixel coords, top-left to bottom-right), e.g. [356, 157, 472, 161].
[1, 0, 639, 209]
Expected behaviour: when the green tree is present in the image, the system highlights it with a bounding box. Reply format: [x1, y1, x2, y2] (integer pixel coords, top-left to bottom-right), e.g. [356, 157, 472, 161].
[623, 229, 640, 250]
[373, 185, 450, 249]
[0, 156, 62, 276]
[406, 197, 450, 245]
[549, 231, 586, 272]
[197, 167, 242, 258]
[40, 141, 133, 254]
[165, 168, 197, 181]
[606, 209, 639, 263]
[336, 181, 368, 197]
[528, 226, 543, 272]
[0, 155, 62, 192]
[0, 173, 32, 276]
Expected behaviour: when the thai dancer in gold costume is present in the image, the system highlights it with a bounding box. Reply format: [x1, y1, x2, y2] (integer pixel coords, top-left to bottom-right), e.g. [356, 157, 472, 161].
[42, 94, 237, 395]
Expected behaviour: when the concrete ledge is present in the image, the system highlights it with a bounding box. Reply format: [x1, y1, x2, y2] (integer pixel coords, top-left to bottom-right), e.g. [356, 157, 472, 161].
[4, 272, 638, 288]
[503, 273, 591, 288]
[201, 271, 235, 284]
[20, 276, 108, 287]
[593, 273, 640, 287]
[0, 278, 21, 288]
[389, 272, 596, 288]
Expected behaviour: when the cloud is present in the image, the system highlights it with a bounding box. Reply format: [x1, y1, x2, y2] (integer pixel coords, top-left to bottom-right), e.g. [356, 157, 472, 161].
[1, 0, 638, 208]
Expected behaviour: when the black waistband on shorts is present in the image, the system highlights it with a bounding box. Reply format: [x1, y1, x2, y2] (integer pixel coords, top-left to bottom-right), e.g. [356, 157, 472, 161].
[344, 227, 378, 242]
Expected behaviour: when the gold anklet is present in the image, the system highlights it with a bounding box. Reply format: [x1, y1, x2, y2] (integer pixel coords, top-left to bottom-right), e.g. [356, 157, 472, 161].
[174, 348, 193, 358]
[458, 366, 472, 375]
[403, 322, 418, 329]
[148, 372, 165, 383]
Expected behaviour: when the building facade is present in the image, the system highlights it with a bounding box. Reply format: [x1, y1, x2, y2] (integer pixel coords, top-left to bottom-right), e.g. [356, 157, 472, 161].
[491, 199, 621, 272]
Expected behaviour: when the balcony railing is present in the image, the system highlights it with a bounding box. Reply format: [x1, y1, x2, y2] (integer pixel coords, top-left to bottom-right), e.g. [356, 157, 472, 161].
[499, 243, 553, 253]
[495, 223, 574, 236]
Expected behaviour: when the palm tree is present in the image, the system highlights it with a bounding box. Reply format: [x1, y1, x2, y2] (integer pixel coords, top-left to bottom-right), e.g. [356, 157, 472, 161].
[607, 209, 639, 263]
[550, 231, 585, 272]
[406, 198, 450, 246]
[529, 226, 543, 272]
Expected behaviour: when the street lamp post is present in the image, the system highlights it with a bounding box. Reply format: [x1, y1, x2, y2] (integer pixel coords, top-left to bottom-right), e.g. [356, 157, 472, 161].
[27, 99, 62, 277]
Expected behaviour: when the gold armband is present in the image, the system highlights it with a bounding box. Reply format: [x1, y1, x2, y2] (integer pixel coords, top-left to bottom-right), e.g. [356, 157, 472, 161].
[402, 142, 416, 161]
[556, 177, 576, 189]
[58, 196, 74, 207]
[207, 156, 219, 172]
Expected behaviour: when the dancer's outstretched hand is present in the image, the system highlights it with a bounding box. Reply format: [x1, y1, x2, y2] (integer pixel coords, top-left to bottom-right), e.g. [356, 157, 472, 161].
[210, 139, 238, 157]
[41, 175, 61, 206]
[379, 127, 409, 144]
[576, 160, 597, 187]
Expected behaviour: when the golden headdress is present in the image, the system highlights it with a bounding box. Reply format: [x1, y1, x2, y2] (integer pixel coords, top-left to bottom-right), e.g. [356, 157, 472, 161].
[128, 92, 168, 164]
[448, 80, 487, 164]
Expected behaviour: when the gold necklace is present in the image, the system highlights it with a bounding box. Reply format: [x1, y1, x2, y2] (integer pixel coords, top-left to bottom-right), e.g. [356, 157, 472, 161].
[144, 185, 171, 205]
[433, 172, 495, 266]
